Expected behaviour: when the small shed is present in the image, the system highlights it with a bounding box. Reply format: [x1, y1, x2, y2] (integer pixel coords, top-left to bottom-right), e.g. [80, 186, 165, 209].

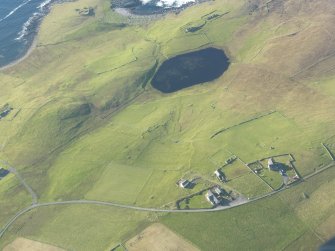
[179, 179, 190, 189]
[214, 169, 225, 182]
[268, 158, 280, 171]
[279, 169, 287, 176]
[0, 168, 9, 179]
[206, 190, 220, 205]
[214, 187, 222, 196]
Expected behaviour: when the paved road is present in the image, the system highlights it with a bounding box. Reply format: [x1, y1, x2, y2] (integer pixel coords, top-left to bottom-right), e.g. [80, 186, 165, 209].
[0, 184, 290, 239]
[0, 162, 334, 240]
[0, 196, 252, 239]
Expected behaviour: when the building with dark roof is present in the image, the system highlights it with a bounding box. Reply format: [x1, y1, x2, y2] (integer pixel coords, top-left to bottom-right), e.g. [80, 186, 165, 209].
[206, 190, 220, 205]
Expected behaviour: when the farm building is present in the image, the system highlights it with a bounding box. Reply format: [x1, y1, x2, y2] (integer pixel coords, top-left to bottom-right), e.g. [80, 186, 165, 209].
[268, 158, 281, 171]
[0, 108, 11, 119]
[214, 187, 223, 196]
[279, 169, 287, 176]
[214, 169, 226, 182]
[0, 168, 9, 179]
[206, 190, 220, 205]
[178, 179, 190, 189]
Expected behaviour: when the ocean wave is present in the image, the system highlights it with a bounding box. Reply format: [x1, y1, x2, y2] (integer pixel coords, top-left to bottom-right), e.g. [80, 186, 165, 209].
[38, 0, 53, 11]
[15, 12, 42, 41]
[15, 0, 54, 41]
[139, 0, 195, 8]
[0, 0, 34, 23]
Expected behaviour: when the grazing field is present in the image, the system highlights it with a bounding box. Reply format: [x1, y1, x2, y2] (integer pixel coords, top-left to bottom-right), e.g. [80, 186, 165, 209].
[255, 166, 283, 190]
[227, 172, 272, 198]
[1, 0, 335, 249]
[3, 238, 65, 251]
[211, 112, 300, 163]
[0, 204, 151, 251]
[162, 194, 307, 251]
[222, 159, 249, 180]
[181, 193, 211, 209]
[0, 174, 31, 227]
[125, 223, 200, 251]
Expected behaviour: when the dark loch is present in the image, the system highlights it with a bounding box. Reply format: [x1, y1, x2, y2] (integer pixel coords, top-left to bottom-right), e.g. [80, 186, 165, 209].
[151, 47, 230, 93]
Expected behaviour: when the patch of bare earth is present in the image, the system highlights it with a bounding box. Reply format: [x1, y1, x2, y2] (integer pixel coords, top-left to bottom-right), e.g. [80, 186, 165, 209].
[3, 238, 65, 251]
[125, 223, 200, 251]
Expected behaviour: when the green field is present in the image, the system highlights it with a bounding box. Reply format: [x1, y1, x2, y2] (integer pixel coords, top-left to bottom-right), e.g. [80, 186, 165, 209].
[1, 0, 335, 249]
[163, 193, 307, 251]
[0, 204, 151, 250]
[162, 167, 335, 251]
[0, 174, 31, 227]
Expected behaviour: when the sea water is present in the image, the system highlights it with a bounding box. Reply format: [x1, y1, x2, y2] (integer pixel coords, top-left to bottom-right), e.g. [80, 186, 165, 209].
[139, 0, 195, 8]
[0, 0, 198, 67]
[112, 0, 198, 15]
[0, 0, 53, 67]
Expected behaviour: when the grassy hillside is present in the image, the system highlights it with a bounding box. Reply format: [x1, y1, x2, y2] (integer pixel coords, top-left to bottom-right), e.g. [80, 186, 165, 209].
[1, 0, 335, 249]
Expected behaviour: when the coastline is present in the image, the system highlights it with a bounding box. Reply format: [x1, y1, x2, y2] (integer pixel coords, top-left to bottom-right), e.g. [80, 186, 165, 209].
[0, 37, 38, 71]
[1, 4, 157, 72]
[0, 0, 207, 71]
[114, 7, 165, 19]
[0, 0, 62, 71]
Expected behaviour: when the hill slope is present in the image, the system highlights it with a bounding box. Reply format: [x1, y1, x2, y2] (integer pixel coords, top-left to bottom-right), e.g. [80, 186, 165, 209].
[0, 0, 335, 250]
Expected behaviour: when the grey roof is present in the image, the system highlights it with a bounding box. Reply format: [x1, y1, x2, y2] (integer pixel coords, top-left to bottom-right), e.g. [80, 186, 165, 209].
[207, 190, 214, 197]
[180, 179, 190, 188]
[206, 190, 220, 205]
[213, 196, 220, 205]
[214, 187, 221, 194]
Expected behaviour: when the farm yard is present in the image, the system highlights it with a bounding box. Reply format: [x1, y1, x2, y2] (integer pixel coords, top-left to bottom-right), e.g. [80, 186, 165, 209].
[248, 154, 300, 190]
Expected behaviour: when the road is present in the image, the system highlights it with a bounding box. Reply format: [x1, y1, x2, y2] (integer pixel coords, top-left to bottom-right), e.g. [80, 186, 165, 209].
[0, 162, 334, 240]
[1, 160, 38, 204]
[0, 181, 296, 239]
[0, 195, 258, 239]
[8, 167, 38, 205]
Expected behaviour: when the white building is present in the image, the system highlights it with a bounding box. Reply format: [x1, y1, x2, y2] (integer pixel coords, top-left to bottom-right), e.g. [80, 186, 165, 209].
[179, 179, 190, 188]
[206, 190, 220, 205]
